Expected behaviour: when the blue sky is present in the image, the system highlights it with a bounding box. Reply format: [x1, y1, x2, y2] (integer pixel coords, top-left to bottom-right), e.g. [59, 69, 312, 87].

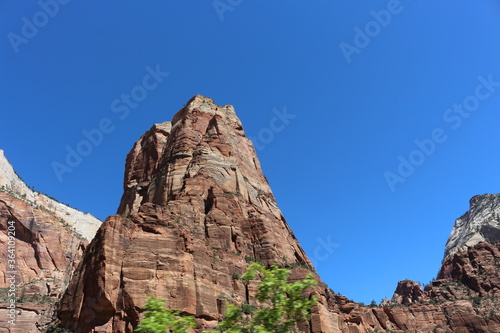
[1, 1, 500, 304]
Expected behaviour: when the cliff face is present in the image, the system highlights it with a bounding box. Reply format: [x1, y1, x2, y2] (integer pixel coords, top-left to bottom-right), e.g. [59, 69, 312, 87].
[0, 151, 102, 332]
[55, 95, 500, 333]
[0, 150, 102, 242]
[56, 95, 327, 332]
[444, 194, 500, 259]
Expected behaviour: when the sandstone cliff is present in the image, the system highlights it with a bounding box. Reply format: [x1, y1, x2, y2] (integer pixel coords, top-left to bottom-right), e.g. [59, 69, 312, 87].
[0, 150, 102, 242]
[444, 194, 500, 260]
[56, 95, 324, 332]
[0, 150, 102, 332]
[55, 95, 500, 333]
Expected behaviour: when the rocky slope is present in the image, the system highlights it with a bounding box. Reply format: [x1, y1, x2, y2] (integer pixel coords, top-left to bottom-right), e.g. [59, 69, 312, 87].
[55, 95, 500, 333]
[387, 241, 500, 332]
[0, 150, 102, 242]
[0, 151, 102, 332]
[444, 194, 500, 259]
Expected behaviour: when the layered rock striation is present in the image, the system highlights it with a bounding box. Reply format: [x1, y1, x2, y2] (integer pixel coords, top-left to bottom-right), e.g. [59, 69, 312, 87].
[55, 95, 500, 333]
[0, 150, 102, 242]
[57, 95, 322, 332]
[444, 194, 500, 260]
[387, 241, 500, 332]
[0, 151, 101, 332]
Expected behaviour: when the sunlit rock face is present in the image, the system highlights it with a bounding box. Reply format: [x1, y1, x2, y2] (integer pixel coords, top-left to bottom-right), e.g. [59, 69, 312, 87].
[56, 96, 500, 333]
[56, 95, 327, 333]
[0, 149, 102, 242]
[0, 151, 101, 332]
[444, 194, 500, 260]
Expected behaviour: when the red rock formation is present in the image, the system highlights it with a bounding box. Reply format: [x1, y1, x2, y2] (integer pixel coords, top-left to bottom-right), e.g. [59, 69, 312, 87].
[0, 192, 88, 333]
[57, 95, 324, 332]
[55, 95, 500, 333]
[392, 280, 424, 305]
[0, 150, 101, 332]
[0, 149, 102, 242]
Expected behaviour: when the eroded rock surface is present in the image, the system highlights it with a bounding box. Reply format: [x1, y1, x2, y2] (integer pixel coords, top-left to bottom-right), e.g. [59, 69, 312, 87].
[55, 96, 500, 332]
[0, 149, 101, 242]
[0, 192, 88, 332]
[444, 194, 500, 259]
[0, 150, 101, 332]
[57, 95, 325, 332]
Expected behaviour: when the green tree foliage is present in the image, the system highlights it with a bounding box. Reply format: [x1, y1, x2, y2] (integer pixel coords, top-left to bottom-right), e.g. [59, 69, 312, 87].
[135, 263, 317, 333]
[134, 297, 196, 333]
[214, 263, 317, 333]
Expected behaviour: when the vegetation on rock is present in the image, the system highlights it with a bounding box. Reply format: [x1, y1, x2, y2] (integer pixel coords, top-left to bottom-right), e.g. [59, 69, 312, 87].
[135, 263, 317, 333]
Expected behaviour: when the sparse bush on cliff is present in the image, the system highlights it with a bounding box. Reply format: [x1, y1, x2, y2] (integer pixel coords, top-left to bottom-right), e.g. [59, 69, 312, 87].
[43, 326, 72, 333]
[135, 263, 317, 333]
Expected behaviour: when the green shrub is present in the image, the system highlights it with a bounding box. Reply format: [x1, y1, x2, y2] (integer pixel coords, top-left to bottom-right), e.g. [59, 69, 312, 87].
[134, 297, 196, 333]
[240, 303, 257, 315]
[244, 256, 254, 263]
[135, 264, 318, 333]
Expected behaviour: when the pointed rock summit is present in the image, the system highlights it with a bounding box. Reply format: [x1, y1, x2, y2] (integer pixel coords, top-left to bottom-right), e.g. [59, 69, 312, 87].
[444, 193, 500, 259]
[118, 95, 287, 227]
[116, 94, 310, 266]
[57, 95, 320, 332]
[55, 96, 500, 333]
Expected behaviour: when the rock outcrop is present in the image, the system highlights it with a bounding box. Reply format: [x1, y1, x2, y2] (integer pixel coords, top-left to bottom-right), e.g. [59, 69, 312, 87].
[0, 150, 102, 242]
[0, 151, 102, 332]
[55, 95, 500, 332]
[388, 241, 500, 333]
[392, 280, 424, 305]
[444, 194, 500, 259]
[56, 95, 325, 332]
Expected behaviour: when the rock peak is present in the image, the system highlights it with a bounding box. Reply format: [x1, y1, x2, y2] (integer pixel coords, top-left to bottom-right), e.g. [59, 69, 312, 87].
[55, 97, 500, 333]
[171, 95, 237, 128]
[58, 96, 319, 332]
[444, 193, 500, 259]
[117, 95, 274, 218]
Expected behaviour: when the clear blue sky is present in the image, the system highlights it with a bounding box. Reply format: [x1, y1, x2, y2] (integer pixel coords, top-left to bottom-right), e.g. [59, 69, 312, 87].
[1, 1, 500, 304]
